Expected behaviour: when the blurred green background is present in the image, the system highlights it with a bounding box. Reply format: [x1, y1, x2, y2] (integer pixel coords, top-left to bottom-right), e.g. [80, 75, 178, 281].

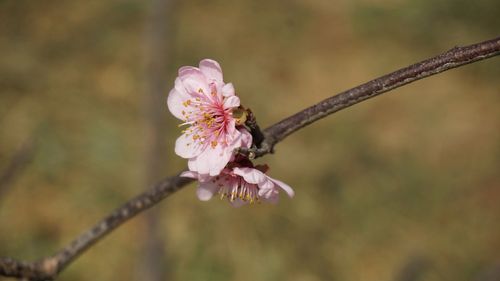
[1, 0, 499, 280]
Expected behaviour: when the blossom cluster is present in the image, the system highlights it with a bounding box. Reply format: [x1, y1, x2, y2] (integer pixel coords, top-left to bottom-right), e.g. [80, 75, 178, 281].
[167, 59, 293, 206]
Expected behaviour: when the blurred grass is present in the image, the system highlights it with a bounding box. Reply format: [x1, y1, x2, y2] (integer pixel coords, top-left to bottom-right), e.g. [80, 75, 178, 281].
[1, 0, 499, 280]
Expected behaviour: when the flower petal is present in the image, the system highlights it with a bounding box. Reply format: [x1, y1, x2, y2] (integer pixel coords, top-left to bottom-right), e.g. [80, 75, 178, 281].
[175, 133, 205, 158]
[199, 59, 223, 84]
[188, 154, 210, 176]
[187, 144, 231, 177]
[179, 66, 209, 94]
[187, 157, 201, 174]
[178, 66, 201, 77]
[258, 187, 279, 203]
[223, 126, 252, 151]
[180, 170, 198, 178]
[270, 178, 295, 198]
[167, 88, 188, 120]
[207, 146, 232, 176]
[221, 83, 235, 97]
[233, 167, 267, 184]
[173, 77, 196, 100]
[239, 128, 253, 148]
[197, 181, 219, 201]
[173, 77, 191, 98]
[263, 193, 279, 204]
[180, 170, 212, 182]
[223, 95, 240, 109]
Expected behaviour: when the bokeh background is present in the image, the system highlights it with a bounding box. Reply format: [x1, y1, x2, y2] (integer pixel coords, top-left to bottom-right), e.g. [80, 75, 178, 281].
[1, 0, 499, 280]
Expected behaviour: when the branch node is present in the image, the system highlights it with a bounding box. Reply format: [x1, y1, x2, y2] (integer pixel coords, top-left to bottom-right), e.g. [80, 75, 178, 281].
[235, 141, 273, 159]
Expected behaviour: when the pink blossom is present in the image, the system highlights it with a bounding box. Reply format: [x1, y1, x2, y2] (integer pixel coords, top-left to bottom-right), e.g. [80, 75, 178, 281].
[181, 163, 294, 207]
[167, 59, 252, 176]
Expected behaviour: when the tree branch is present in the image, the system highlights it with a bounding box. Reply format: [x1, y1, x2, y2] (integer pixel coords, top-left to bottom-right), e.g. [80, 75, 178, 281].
[239, 36, 500, 158]
[1, 36, 499, 280]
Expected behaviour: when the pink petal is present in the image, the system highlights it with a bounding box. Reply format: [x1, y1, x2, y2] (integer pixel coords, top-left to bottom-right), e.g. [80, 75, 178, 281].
[206, 146, 232, 176]
[175, 133, 205, 158]
[180, 170, 211, 182]
[223, 95, 240, 109]
[188, 145, 231, 176]
[233, 167, 267, 184]
[173, 77, 191, 99]
[167, 88, 188, 120]
[179, 66, 209, 94]
[187, 157, 201, 174]
[256, 179, 279, 203]
[225, 119, 236, 136]
[270, 178, 295, 198]
[263, 193, 279, 204]
[188, 155, 210, 175]
[224, 127, 252, 150]
[258, 179, 275, 191]
[197, 181, 220, 201]
[180, 170, 198, 178]
[221, 83, 235, 97]
[199, 59, 223, 84]
[178, 66, 201, 77]
[259, 188, 279, 204]
[239, 128, 253, 148]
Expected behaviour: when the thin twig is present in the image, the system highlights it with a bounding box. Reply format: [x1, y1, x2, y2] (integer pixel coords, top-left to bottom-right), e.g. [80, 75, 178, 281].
[239, 36, 500, 158]
[1, 36, 499, 280]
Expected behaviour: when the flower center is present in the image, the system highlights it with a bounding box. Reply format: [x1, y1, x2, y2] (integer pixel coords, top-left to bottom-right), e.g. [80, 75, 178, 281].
[179, 84, 233, 148]
[216, 175, 259, 203]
